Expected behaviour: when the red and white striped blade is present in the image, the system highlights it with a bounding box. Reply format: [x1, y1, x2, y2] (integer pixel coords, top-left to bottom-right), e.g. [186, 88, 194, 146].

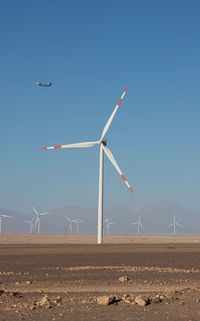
[100, 86, 128, 141]
[41, 141, 99, 150]
[102, 145, 134, 194]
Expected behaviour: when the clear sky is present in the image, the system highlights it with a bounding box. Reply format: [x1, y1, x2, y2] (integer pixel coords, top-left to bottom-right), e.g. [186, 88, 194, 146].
[0, 0, 200, 214]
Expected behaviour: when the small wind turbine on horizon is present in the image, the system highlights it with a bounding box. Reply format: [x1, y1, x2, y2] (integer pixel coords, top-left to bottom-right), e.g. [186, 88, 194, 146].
[0, 213, 12, 234]
[25, 217, 35, 234]
[66, 216, 74, 234]
[41, 86, 134, 244]
[73, 219, 84, 234]
[168, 215, 182, 236]
[131, 216, 144, 235]
[31, 205, 50, 235]
[104, 218, 115, 234]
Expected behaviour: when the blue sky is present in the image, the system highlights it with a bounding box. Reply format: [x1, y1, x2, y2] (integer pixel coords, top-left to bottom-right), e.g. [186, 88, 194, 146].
[0, 0, 200, 214]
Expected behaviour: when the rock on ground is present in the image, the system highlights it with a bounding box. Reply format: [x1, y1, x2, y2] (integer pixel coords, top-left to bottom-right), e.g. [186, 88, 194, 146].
[135, 295, 149, 306]
[97, 295, 116, 306]
[36, 295, 52, 309]
[119, 275, 129, 282]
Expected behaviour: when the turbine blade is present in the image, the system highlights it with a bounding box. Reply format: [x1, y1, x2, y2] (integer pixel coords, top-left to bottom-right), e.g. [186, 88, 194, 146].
[66, 216, 72, 222]
[40, 212, 50, 216]
[41, 141, 98, 150]
[31, 205, 39, 216]
[74, 219, 83, 224]
[34, 217, 39, 227]
[2, 215, 11, 218]
[100, 86, 128, 140]
[102, 145, 134, 194]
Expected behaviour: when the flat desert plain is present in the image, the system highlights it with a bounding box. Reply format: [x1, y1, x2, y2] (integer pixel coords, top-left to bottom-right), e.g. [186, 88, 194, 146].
[0, 235, 200, 321]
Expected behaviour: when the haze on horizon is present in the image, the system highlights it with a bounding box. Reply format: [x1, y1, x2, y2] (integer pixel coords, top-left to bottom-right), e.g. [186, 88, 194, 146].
[0, 1, 200, 217]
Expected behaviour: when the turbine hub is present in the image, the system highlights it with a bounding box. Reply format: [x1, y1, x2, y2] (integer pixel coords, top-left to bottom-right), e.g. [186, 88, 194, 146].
[102, 139, 107, 146]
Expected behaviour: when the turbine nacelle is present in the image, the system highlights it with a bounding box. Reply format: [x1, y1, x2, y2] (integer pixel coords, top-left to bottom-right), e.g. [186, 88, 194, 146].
[101, 139, 107, 146]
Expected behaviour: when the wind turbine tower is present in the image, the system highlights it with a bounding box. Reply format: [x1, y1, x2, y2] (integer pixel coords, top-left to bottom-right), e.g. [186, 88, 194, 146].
[0, 213, 11, 234]
[41, 87, 134, 244]
[131, 216, 144, 235]
[31, 205, 50, 235]
[168, 215, 182, 236]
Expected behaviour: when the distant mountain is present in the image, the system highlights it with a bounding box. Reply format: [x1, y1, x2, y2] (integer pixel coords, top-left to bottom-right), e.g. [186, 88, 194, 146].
[130, 200, 200, 235]
[0, 201, 200, 235]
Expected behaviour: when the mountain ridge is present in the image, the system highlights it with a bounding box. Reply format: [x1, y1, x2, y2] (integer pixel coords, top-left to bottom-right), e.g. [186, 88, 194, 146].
[0, 201, 199, 235]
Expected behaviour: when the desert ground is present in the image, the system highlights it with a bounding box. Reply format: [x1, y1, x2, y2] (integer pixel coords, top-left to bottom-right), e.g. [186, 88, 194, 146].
[0, 235, 200, 321]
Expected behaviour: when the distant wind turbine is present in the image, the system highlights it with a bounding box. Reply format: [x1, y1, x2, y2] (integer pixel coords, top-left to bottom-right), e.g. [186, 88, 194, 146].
[73, 219, 84, 234]
[0, 213, 12, 234]
[31, 205, 50, 235]
[41, 86, 134, 244]
[131, 216, 144, 235]
[25, 217, 35, 234]
[66, 217, 74, 235]
[104, 218, 115, 234]
[168, 215, 182, 236]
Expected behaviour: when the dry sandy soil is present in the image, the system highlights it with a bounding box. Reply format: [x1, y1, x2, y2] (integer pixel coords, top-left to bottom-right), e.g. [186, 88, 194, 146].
[0, 234, 200, 321]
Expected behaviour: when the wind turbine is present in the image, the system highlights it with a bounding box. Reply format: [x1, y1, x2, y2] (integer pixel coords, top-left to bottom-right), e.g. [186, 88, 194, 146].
[73, 218, 84, 234]
[31, 205, 50, 235]
[41, 86, 134, 244]
[104, 218, 115, 234]
[0, 214, 11, 234]
[131, 216, 144, 235]
[66, 216, 74, 234]
[25, 217, 35, 234]
[168, 215, 182, 236]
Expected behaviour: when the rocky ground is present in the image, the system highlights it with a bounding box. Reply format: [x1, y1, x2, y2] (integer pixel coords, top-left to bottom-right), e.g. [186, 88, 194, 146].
[0, 236, 200, 320]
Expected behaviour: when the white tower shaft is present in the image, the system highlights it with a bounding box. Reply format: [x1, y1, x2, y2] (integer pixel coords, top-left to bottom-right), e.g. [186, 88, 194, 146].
[38, 216, 40, 235]
[98, 144, 104, 244]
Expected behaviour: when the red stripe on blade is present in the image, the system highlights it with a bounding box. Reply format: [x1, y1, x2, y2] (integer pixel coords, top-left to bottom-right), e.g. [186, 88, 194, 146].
[125, 86, 128, 92]
[130, 187, 134, 194]
[41, 147, 47, 150]
[121, 174, 126, 182]
[117, 98, 122, 106]
[54, 145, 62, 149]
